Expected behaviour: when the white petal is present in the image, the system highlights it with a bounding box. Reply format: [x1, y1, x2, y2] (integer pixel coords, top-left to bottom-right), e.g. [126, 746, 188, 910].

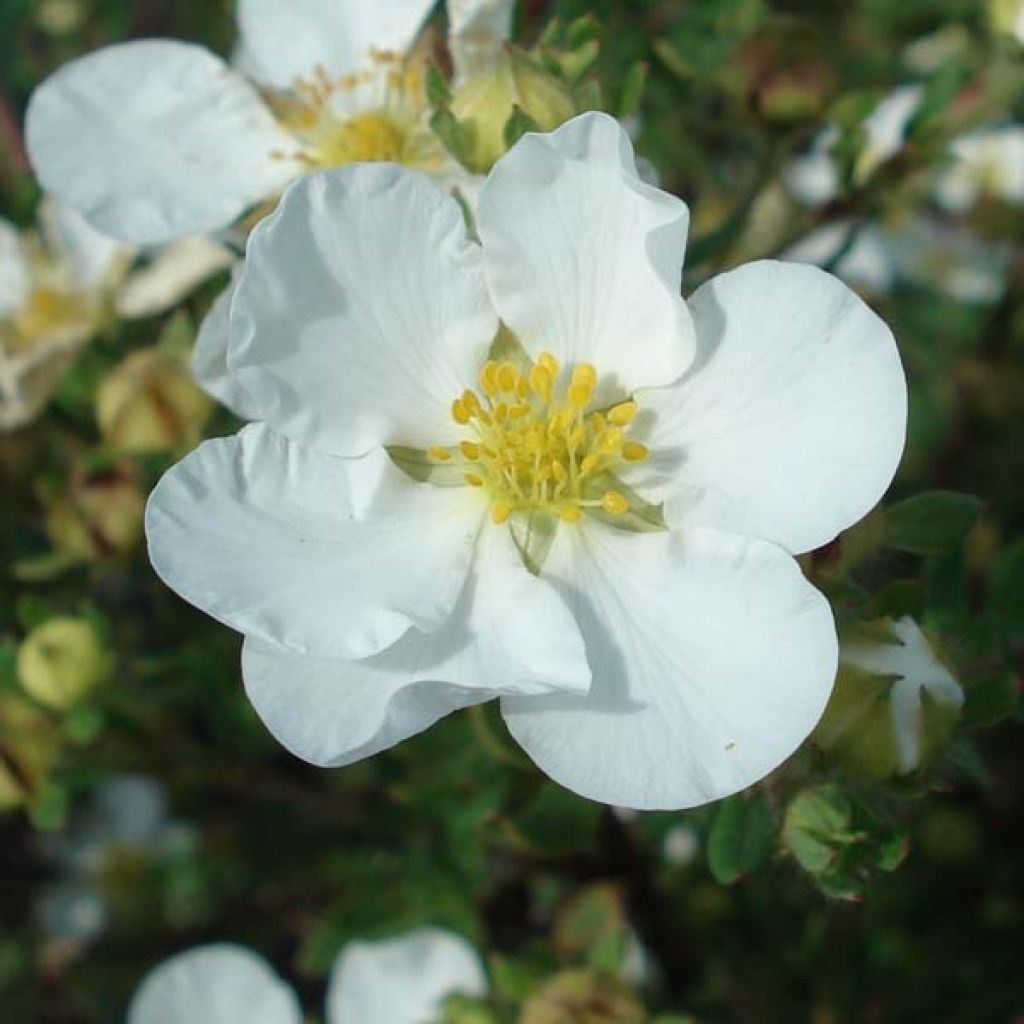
[477, 112, 694, 396]
[842, 617, 963, 774]
[145, 423, 482, 659]
[327, 927, 487, 1024]
[639, 260, 907, 555]
[935, 125, 1024, 212]
[39, 195, 130, 290]
[26, 40, 299, 246]
[448, 0, 516, 86]
[116, 236, 234, 319]
[857, 85, 922, 181]
[784, 140, 839, 206]
[127, 945, 301, 1024]
[502, 525, 838, 810]
[0, 219, 30, 318]
[781, 221, 894, 294]
[230, 165, 497, 456]
[192, 275, 265, 421]
[237, 0, 437, 90]
[242, 525, 590, 767]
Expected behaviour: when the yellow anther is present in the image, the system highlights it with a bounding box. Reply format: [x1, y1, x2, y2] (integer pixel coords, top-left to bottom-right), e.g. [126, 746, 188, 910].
[590, 413, 607, 433]
[452, 398, 470, 425]
[494, 402, 509, 423]
[537, 351, 560, 377]
[516, 377, 529, 399]
[459, 441, 480, 460]
[560, 506, 583, 523]
[479, 361, 500, 395]
[462, 390, 481, 413]
[551, 461, 568, 485]
[464, 473, 484, 487]
[568, 382, 594, 407]
[427, 447, 452, 461]
[622, 441, 649, 462]
[529, 364, 552, 401]
[602, 490, 629, 515]
[491, 503, 512, 524]
[510, 403, 531, 419]
[480, 444, 497, 460]
[580, 453, 601, 474]
[608, 401, 637, 426]
[497, 362, 519, 393]
[597, 428, 623, 454]
[572, 363, 597, 387]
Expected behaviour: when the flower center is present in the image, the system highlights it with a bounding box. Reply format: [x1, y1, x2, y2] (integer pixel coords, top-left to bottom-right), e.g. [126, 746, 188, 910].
[274, 53, 444, 171]
[428, 351, 650, 525]
[6, 285, 93, 351]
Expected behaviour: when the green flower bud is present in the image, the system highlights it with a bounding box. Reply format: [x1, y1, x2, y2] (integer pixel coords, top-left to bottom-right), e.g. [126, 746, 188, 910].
[814, 617, 963, 778]
[18, 617, 109, 711]
[451, 53, 576, 171]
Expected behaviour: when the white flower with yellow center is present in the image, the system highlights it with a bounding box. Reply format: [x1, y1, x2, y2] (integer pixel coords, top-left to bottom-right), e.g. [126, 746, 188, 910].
[127, 929, 486, 1024]
[145, 113, 907, 810]
[25, 0, 511, 246]
[0, 198, 228, 430]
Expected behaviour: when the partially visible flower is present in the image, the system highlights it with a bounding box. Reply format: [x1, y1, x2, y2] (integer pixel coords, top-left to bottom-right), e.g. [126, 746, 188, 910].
[934, 125, 1024, 212]
[448, 0, 516, 89]
[17, 616, 109, 711]
[146, 113, 906, 810]
[785, 86, 922, 206]
[815, 618, 963, 777]
[782, 220, 894, 295]
[26, 1, 505, 246]
[127, 929, 487, 1024]
[663, 823, 700, 867]
[989, 0, 1024, 43]
[0, 198, 228, 430]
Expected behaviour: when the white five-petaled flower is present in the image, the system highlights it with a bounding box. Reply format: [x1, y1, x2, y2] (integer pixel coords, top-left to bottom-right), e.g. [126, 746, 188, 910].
[25, 0, 512, 247]
[0, 197, 228, 430]
[127, 929, 486, 1024]
[145, 113, 907, 811]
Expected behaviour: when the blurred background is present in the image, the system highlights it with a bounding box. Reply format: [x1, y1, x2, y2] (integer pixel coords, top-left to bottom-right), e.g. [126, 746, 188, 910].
[1, 1, 1022, 1021]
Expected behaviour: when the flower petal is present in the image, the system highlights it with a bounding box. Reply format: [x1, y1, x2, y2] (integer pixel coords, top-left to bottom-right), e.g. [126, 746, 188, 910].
[39, 196, 130, 290]
[127, 945, 301, 1024]
[477, 112, 694, 396]
[229, 164, 497, 456]
[116, 235, 234, 319]
[242, 524, 590, 767]
[192, 275, 265, 421]
[502, 524, 837, 810]
[0, 219, 30, 318]
[26, 40, 299, 246]
[326, 928, 487, 1024]
[145, 423, 481, 659]
[448, 0, 516, 86]
[638, 260, 906, 555]
[236, 0, 437, 90]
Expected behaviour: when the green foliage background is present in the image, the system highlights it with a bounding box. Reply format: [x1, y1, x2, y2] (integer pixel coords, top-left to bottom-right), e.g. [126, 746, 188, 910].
[1, 1, 1022, 1021]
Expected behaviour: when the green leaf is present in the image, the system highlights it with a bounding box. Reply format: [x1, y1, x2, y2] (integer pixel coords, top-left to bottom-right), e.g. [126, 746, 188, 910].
[869, 580, 928, 620]
[707, 794, 774, 884]
[782, 785, 853, 875]
[962, 672, 1018, 728]
[991, 536, 1024, 642]
[426, 61, 451, 109]
[884, 490, 981, 557]
[619, 61, 649, 118]
[503, 104, 539, 150]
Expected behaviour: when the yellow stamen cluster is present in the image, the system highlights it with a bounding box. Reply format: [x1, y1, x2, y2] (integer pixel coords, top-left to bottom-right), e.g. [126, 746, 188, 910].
[272, 53, 443, 171]
[432, 352, 649, 525]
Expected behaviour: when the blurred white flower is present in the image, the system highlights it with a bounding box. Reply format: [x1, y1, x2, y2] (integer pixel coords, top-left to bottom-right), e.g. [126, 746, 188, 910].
[934, 124, 1024, 212]
[146, 113, 906, 810]
[26, 0, 511, 246]
[840, 617, 964, 775]
[782, 220, 895, 295]
[127, 929, 487, 1024]
[0, 198, 228, 429]
[662, 824, 700, 867]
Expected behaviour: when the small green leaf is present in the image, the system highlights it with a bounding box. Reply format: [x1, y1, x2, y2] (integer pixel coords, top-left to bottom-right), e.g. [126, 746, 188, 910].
[426, 61, 451, 109]
[503, 104, 539, 150]
[962, 672, 1018, 728]
[884, 491, 981, 557]
[619, 61, 649, 118]
[782, 785, 853, 875]
[707, 794, 774, 884]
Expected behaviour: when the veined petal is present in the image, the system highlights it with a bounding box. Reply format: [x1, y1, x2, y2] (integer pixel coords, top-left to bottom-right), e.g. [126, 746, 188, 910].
[502, 525, 837, 811]
[39, 196, 130, 291]
[145, 423, 482, 659]
[326, 928, 487, 1024]
[477, 112, 694, 397]
[237, 0, 437, 90]
[229, 165, 497, 456]
[26, 40, 299, 246]
[242, 525, 590, 768]
[639, 261, 906, 555]
[127, 945, 301, 1024]
[0, 220, 30, 318]
[192, 275, 265, 421]
[448, 0, 516, 86]
[116, 235, 234, 319]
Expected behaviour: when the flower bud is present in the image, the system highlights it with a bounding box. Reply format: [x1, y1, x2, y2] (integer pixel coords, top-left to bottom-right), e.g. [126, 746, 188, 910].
[451, 52, 576, 171]
[814, 617, 963, 778]
[520, 971, 644, 1024]
[97, 347, 212, 455]
[18, 617, 109, 711]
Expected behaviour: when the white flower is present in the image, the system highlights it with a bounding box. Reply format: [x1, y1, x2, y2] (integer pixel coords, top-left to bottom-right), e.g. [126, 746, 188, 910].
[126, 929, 487, 1024]
[782, 220, 895, 295]
[840, 617, 963, 775]
[934, 124, 1024, 212]
[0, 198, 228, 430]
[785, 86, 923, 206]
[26, 1, 509, 246]
[145, 113, 907, 810]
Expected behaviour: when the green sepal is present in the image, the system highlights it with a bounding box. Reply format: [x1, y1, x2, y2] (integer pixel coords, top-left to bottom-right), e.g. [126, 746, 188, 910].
[387, 446, 467, 487]
[584, 472, 667, 533]
[509, 508, 560, 576]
